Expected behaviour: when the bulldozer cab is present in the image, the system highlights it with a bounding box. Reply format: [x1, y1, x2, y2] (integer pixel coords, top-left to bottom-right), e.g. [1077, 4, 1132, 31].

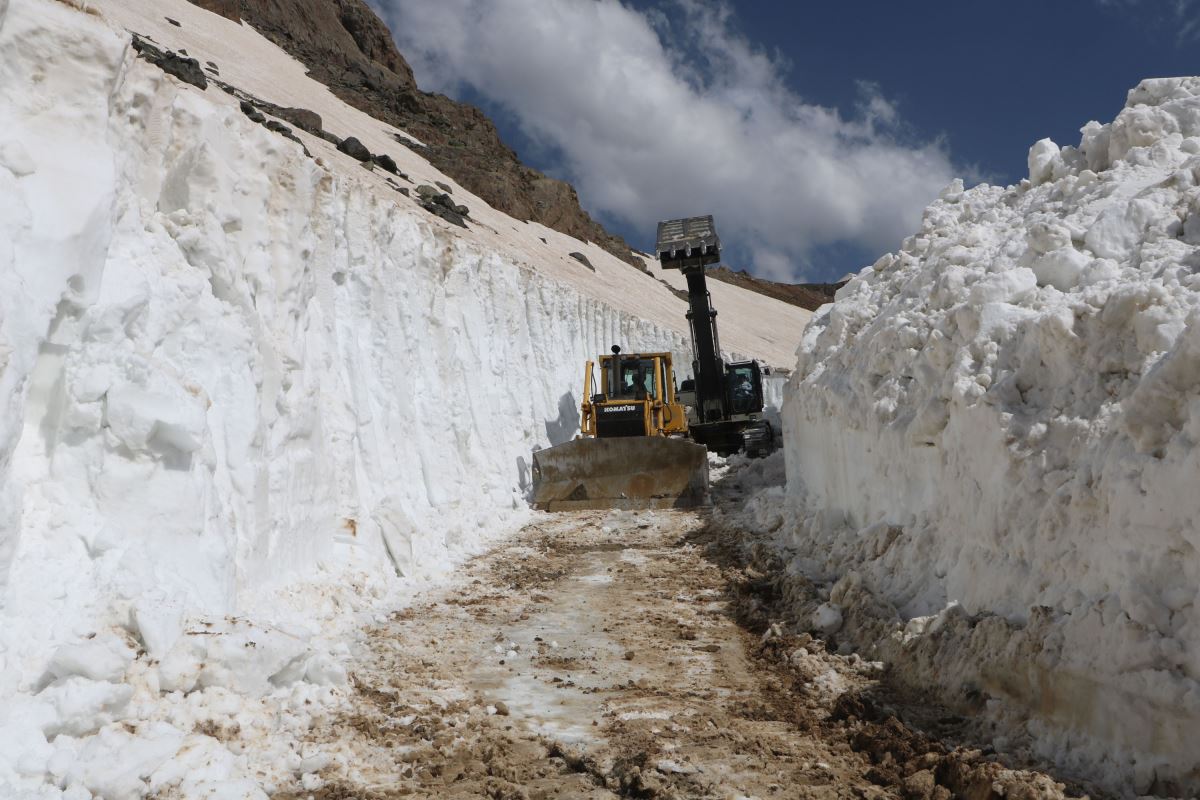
[610, 357, 657, 401]
[580, 350, 688, 439]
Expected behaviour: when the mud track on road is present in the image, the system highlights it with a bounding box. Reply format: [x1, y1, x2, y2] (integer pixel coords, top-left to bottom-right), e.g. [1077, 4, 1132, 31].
[277, 490, 1091, 799]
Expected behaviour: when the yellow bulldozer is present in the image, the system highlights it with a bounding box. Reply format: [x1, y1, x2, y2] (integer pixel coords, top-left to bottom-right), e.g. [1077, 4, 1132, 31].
[530, 346, 709, 511]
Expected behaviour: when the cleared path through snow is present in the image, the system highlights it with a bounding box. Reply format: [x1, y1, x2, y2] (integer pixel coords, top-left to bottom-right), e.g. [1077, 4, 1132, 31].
[277, 493, 1090, 799]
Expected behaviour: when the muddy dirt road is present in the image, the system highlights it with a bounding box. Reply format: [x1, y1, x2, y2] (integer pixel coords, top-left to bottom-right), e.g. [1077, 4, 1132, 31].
[281, 492, 1086, 799]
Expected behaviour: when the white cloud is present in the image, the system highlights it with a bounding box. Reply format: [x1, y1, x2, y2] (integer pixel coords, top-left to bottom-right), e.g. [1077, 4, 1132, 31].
[1095, 0, 1200, 43]
[374, 0, 959, 280]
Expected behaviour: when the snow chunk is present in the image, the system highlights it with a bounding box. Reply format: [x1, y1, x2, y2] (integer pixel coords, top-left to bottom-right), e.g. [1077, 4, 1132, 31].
[104, 381, 206, 454]
[159, 618, 313, 696]
[45, 635, 135, 684]
[62, 722, 184, 800]
[38, 678, 133, 738]
[0, 140, 35, 176]
[132, 594, 186, 659]
[1030, 246, 1090, 291]
[967, 268, 1037, 305]
[811, 603, 843, 635]
[1027, 138, 1061, 185]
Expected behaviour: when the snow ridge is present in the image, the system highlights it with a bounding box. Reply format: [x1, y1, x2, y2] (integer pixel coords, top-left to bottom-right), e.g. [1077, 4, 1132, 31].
[782, 77, 1200, 793]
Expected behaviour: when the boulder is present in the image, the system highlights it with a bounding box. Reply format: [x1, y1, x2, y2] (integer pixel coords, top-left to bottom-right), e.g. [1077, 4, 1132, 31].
[418, 192, 468, 228]
[131, 36, 207, 90]
[337, 136, 372, 162]
[275, 107, 323, 135]
[239, 100, 265, 124]
[154, 53, 208, 91]
[372, 153, 399, 174]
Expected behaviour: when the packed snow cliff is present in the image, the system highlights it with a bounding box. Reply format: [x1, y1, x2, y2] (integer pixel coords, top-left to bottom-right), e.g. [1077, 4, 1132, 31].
[776, 77, 1200, 794]
[0, 0, 807, 795]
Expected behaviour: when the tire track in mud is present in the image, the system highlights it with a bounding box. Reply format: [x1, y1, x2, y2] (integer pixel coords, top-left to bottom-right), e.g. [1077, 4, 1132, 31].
[276, 498, 1090, 799]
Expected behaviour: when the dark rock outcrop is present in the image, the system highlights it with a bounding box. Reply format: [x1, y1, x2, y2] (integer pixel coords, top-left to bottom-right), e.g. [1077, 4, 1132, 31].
[239, 99, 265, 123]
[234, 96, 312, 156]
[392, 132, 426, 151]
[132, 35, 208, 90]
[185, 0, 638, 266]
[416, 185, 469, 228]
[372, 153, 400, 175]
[273, 107, 323, 136]
[568, 252, 594, 271]
[336, 136, 372, 162]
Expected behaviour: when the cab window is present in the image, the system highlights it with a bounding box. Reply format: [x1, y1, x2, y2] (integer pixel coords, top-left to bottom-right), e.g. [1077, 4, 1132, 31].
[616, 359, 657, 399]
[729, 365, 756, 413]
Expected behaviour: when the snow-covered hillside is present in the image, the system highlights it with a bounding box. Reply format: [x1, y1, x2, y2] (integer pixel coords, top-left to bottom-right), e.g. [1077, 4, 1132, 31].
[778, 77, 1200, 793]
[0, 0, 808, 795]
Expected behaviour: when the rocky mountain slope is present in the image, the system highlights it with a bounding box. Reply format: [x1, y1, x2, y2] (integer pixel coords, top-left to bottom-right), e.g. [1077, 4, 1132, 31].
[186, 0, 640, 266]
[186, 0, 851, 309]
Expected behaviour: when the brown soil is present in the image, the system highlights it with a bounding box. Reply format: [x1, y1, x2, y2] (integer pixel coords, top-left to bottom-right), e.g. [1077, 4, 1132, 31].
[273, 495, 1088, 799]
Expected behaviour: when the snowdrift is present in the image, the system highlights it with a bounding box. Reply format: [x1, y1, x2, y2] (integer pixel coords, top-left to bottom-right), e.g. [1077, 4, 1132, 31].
[781, 78, 1200, 792]
[0, 0, 807, 794]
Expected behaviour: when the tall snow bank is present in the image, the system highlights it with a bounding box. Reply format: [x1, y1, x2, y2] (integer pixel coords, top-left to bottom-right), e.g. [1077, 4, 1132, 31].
[0, 1, 688, 794]
[783, 78, 1200, 793]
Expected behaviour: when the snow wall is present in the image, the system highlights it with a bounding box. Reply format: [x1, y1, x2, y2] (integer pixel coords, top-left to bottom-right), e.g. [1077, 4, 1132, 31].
[0, 0, 687, 748]
[780, 78, 1200, 793]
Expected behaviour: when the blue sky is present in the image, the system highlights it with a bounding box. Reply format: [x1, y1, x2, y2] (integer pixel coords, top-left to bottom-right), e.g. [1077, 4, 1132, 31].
[378, 0, 1200, 283]
[717, 1, 1200, 187]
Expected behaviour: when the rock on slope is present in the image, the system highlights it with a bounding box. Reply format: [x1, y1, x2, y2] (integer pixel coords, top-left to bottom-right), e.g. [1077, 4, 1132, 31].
[186, 0, 641, 266]
[776, 77, 1200, 794]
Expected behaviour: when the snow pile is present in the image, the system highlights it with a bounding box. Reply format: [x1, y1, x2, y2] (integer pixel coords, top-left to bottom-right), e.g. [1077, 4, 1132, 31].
[780, 77, 1200, 793]
[0, 0, 799, 794]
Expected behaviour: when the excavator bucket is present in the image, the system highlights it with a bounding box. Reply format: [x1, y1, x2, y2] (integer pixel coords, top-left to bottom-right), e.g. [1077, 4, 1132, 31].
[531, 437, 710, 512]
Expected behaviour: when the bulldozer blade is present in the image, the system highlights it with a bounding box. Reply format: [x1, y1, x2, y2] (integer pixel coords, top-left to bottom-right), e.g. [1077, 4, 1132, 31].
[531, 437, 710, 512]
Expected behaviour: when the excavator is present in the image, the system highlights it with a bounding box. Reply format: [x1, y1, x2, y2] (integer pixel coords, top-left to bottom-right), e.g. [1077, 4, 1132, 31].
[530, 215, 771, 511]
[658, 216, 774, 457]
